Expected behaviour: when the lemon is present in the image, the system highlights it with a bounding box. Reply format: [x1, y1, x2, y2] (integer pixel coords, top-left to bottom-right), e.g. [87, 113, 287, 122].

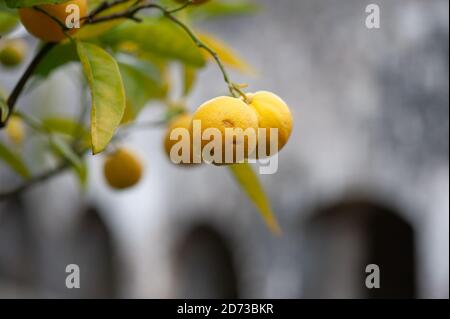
[5, 115, 25, 145]
[246, 91, 293, 157]
[164, 113, 199, 165]
[103, 148, 143, 190]
[192, 96, 259, 164]
[19, 0, 87, 43]
[0, 39, 27, 68]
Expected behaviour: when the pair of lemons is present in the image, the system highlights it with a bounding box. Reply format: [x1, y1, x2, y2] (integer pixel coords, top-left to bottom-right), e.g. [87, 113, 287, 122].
[165, 91, 293, 165]
[107, 91, 293, 190]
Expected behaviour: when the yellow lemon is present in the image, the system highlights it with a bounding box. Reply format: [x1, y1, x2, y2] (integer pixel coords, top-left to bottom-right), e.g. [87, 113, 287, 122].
[192, 96, 259, 164]
[164, 113, 199, 165]
[103, 148, 143, 190]
[246, 91, 293, 157]
[5, 115, 25, 145]
[0, 39, 27, 68]
[19, 0, 87, 43]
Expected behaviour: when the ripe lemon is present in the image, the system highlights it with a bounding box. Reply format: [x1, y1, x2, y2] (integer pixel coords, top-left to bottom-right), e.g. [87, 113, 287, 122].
[192, 96, 259, 164]
[164, 113, 199, 165]
[0, 39, 27, 68]
[19, 0, 87, 43]
[103, 148, 143, 190]
[246, 91, 293, 157]
[5, 115, 25, 145]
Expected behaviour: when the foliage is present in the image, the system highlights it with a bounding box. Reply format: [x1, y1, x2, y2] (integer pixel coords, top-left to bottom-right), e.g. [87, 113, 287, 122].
[0, 0, 282, 233]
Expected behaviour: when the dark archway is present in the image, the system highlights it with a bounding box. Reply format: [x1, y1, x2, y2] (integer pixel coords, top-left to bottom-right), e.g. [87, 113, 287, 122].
[0, 197, 35, 293]
[302, 200, 416, 298]
[64, 207, 118, 298]
[174, 223, 239, 298]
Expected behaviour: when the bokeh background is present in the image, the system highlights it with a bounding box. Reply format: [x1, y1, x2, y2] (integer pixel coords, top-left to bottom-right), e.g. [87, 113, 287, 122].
[0, 0, 448, 298]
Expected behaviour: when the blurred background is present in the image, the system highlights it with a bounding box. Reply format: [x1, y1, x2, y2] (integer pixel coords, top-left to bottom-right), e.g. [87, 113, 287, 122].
[0, 0, 448, 298]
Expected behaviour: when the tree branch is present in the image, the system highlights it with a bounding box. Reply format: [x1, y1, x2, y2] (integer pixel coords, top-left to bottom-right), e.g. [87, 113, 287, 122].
[0, 42, 55, 128]
[0, 0, 248, 200]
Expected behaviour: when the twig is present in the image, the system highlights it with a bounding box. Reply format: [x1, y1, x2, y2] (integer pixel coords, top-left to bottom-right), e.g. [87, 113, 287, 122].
[0, 162, 71, 201]
[87, 2, 247, 100]
[0, 42, 55, 128]
[0, 0, 249, 199]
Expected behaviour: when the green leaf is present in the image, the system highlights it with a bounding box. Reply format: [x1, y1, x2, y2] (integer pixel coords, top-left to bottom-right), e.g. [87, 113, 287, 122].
[189, 0, 260, 20]
[0, 96, 8, 122]
[0, 142, 30, 179]
[50, 135, 87, 186]
[103, 18, 206, 67]
[0, 11, 18, 36]
[76, 41, 126, 154]
[42, 117, 89, 140]
[228, 163, 281, 234]
[198, 32, 254, 74]
[5, 0, 68, 8]
[34, 42, 79, 78]
[118, 57, 166, 116]
[76, 0, 136, 39]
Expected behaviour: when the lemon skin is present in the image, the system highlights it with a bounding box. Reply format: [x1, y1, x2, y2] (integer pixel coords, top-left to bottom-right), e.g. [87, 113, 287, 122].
[104, 148, 143, 190]
[0, 40, 27, 68]
[192, 96, 259, 164]
[19, 0, 87, 43]
[164, 113, 199, 166]
[246, 91, 293, 157]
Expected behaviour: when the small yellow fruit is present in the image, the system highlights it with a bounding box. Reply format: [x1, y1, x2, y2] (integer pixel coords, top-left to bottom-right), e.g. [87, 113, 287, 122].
[0, 39, 27, 68]
[19, 0, 87, 43]
[192, 96, 259, 164]
[5, 115, 25, 145]
[164, 113, 198, 165]
[246, 91, 293, 157]
[103, 148, 143, 190]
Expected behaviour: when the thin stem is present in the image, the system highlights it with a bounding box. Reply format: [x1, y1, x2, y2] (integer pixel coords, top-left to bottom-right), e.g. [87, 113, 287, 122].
[88, 2, 246, 99]
[0, 0, 250, 199]
[0, 42, 55, 128]
[87, 0, 132, 19]
[0, 145, 90, 201]
[0, 162, 70, 200]
[167, 0, 193, 14]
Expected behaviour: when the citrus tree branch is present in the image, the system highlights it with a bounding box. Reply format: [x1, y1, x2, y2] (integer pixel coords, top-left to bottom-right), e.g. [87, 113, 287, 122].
[0, 42, 56, 128]
[86, 1, 247, 99]
[0, 161, 73, 201]
[0, 0, 248, 199]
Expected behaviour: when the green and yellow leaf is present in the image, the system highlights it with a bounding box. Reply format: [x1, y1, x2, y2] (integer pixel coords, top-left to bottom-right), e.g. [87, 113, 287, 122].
[50, 135, 87, 186]
[0, 141, 30, 179]
[102, 18, 206, 67]
[228, 163, 281, 234]
[76, 41, 125, 154]
[198, 32, 254, 74]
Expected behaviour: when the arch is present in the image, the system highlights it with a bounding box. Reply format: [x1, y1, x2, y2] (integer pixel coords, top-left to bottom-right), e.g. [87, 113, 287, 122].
[301, 200, 416, 298]
[174, 223, 239, 298]
[0, 197, 35, 290]
[65, 207, 118, 298]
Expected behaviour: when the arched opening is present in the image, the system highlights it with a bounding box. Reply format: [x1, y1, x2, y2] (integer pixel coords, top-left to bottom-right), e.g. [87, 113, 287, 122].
[301, 200, 416, 298]
[65, 207, 118, 298]
[174, 223, 239, 298]
[0, 197, 35, 295]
